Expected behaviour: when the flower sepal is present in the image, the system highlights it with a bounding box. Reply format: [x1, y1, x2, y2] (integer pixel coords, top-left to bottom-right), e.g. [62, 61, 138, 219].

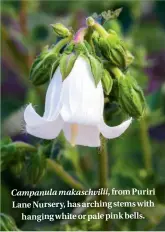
[87, 54, 104, 86]
[101, 69, 113, 95]
[60, 52, 78, 80]
[59, 40, 102, 83]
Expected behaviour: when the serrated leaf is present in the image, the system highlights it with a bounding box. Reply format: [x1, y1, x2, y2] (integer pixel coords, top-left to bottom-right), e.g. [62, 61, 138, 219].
[88, 54, 103, 86]
[60, 53, 77, 80]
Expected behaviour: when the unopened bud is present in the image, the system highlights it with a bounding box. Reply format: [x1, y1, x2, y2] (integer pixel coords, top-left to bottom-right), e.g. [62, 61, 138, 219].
[86, 17, 95, 27]
[30, 48, 59, 86]
[51, 23, 71, 37]
[99, 33, 134, 69]
[118, 73, 146, 118]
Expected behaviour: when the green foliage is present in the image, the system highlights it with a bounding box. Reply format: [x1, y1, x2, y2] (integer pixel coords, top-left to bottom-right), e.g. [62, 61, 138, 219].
[0, 213, 20, 231]
[25, 149, 46, 185]
[30, 47, 59, 86]
[1, 1, 165, 231]
[97, 30, 134, 70]
[60, 53, 78, 80]
[1, 139, 46, 185]
[101, 69, 113, 95]
[88, 54, 104, 86]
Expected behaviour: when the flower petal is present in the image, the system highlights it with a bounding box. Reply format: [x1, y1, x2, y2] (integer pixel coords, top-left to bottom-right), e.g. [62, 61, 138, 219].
[24, 104, 46, 127]
[26, 115, 64, 139]
[63, 123, 100, 147]
[60, 56, 104, 125]
[24, 68, 62, 127]
[100, 118, 132, 139]
[43, 67, 62, 120]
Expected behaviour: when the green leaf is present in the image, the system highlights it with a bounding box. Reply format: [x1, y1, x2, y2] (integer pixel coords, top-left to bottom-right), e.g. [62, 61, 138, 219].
[0, 141, 36, 172]
[88, 54, 103, 86]
[1, 143, 17, 172]
[60, 53, 78, 80]
[101, 69, 113, 95]
[25, 150, 46, 185]
[0, 213, 20, 231]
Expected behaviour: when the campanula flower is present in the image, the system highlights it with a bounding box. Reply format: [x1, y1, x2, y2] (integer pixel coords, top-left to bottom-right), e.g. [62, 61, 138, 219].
[24, 56, 132, 147]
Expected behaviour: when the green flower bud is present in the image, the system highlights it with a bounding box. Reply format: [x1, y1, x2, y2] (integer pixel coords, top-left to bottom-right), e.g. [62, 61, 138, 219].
[118, 73, 146, 118]
[125, 50, 134, 68]
[30, 47, 59, 86]
[30, 37, 72, 86]
[98, 31, 134, 69]
[101, 69, 113, 95]
[50, 23, 72, 37]
[25, 150, 46, 185]
[0, 213, 20, 231]
[86, 17, 134, 69]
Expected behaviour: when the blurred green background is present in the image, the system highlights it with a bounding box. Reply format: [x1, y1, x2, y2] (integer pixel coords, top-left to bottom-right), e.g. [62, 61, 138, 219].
[1, 0, 165, 231]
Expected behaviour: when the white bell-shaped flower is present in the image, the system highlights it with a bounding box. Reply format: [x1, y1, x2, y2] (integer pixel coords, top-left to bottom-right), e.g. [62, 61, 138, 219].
[24, 56, 132, 147]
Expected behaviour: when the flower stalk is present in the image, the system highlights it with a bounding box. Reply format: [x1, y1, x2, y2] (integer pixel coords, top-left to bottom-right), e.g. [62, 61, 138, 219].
[139, 117, 152, 172]
[98, 135, 110, 231]
[110, 66, 123, 79]
[13, 142, 37, 152]
[47, 158, 85, 190]
[52, 36, 73, 54]
[86, 17, 108, 38]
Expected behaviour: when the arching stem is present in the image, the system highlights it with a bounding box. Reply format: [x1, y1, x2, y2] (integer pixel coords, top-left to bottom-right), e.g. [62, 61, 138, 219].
[98, 135, 110, 231]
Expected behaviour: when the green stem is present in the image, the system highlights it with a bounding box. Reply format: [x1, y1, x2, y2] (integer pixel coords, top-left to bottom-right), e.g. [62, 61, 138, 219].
[110, 66, 123, 79]
[47, 159, 85, 190]
[85, 27, 96, 54]
[98, 135, 110, 231]
[86, 17, 108, 38]
[52, 36, 72, 54]
[13, 142, 37, 152]
[139, 117, 152, 172]
[13, 142, 85, 190]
